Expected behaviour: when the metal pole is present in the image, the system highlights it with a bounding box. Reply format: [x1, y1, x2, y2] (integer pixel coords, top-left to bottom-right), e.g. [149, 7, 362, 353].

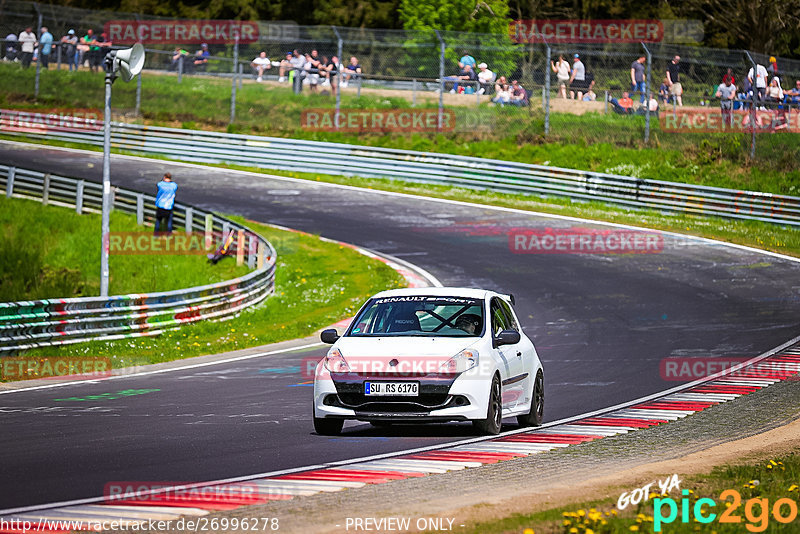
[135, 72, 142, 116]
[642, 42, 651, 144]
[100, 70, 114, 297]
[332, 26, 342, 130]
[744, 51, 757, 160]
[34, 7, 42, 99]
[178, 54, 183, 83]
[230, 36, 239, 125]
[544, 41, 551, 136]
[435, 30, 444, 131]
[412, 79, 417, 107]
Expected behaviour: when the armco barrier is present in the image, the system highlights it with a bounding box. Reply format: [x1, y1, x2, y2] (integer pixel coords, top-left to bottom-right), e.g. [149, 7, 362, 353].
[0, 165, 277, 354]
[2, 119, 798, 226]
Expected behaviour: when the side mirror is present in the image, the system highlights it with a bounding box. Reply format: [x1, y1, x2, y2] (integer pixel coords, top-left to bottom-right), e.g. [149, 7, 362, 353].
[495, 329, 520, 347]
[320, 329, 340, 344]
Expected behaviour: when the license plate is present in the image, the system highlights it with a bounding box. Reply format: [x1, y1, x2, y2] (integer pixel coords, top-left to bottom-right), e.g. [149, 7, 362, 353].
[364, 381, 419, 396]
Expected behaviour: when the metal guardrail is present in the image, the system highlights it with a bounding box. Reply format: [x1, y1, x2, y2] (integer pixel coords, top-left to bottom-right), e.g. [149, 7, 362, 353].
[0, 165, 277, 353]
[2, 121, 800, 226]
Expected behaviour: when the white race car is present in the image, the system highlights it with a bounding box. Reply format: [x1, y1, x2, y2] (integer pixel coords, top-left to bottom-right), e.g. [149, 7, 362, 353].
[313, 287, 544, 435]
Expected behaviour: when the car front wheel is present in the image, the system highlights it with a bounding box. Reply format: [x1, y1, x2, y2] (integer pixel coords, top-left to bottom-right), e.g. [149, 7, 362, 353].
[473, 374, 502, 435]
[313, 406, 344, 435]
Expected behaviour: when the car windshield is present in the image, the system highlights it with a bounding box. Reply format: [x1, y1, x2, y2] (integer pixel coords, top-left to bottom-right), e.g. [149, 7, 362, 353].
[348, 296, 484, 337]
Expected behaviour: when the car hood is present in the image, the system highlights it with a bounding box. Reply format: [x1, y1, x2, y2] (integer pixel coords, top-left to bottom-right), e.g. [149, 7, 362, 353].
[334, 336, 478, 365]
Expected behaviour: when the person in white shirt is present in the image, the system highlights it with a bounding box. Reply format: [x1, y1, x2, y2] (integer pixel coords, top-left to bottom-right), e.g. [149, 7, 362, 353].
[747, 63, 768, 103]
[476, 62, 494, 95]
[251, 51, 270, 82]
[18, 26, 36, 68]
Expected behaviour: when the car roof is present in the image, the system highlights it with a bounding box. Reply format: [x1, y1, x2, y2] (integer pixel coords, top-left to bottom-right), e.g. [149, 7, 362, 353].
[371, 287, 510, 302]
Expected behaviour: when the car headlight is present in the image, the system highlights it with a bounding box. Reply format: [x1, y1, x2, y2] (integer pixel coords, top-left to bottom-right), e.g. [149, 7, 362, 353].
[440, 349, 478, 374]
[324, 348, 351, 373]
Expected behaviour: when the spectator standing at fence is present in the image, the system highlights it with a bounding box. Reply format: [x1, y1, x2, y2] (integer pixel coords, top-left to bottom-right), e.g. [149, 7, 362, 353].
[477, 63, 494, 95]
[304, 51, 321, 92]
[288, 50, 305, 85]
[154, 173, 177, 235]
[666, 55, 682, 106]
[768, 56, 778, 79]
[568, 54, 586, 100]
[5, 32, 18, 62]
[191, 43, 210, 72]
[341, 56, 362, 87]
[38, 26, 53, 69]
[81, 30, 98, 72]
[630, 55, 646, 104]
[716, 76, 736, 128]
[251, 51, 271, 82]
[551, 54, 570, 92]
[458, 50, 476, 70]
[658, 77, 670, 105]
[324, 55, 340, 96]
[747, 62, 768, 106]
[59, 30, 78, 71]
[18, 26, 36, 68]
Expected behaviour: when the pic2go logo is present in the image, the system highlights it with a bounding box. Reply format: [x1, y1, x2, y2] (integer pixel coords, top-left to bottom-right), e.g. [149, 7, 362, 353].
[654, 489, 799, 532]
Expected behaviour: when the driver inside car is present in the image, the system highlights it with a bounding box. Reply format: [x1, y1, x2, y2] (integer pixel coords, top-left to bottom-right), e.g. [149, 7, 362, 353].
[455, 313, 482, 335]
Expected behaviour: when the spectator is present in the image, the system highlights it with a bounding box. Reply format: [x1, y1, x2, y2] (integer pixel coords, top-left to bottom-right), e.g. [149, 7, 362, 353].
[38, 26, 53, 69]
[551, 54, 571, 92]
[666, 55, 682, 106]
[341, 56, 362, 87]
[60, 30, 78, 71]
[81, 30, 98, 72]
[509, 80, 528, 106]
[287, 49, 305, 85]
[4, 32, 18, 62]
[19, 26, 36, 68]
[190, 43, 210, 72]
[765, 77, 784, 105]
[76, 31, 90, 69]
[304, 50, 321, 91]
[169, 47, 188, 71]
[568, 53, 587, 100]
[492, 83, 511, 106]
[608, 91, 633, 114]
[647, 93, 658, 112]
[324, 55, 340, 96]
[319, 55, 330, 86]
[582, 87, 596, 101]
[630, 55, 646, 104]
[251, 51, 271, 82]
[476, 62, 494, 95]
[458, 50, 476, 70]
[768, 56, 778, 79]
[154, 172, 177, 235]
[445, 63, 476, 94]
[786, 80, 800, 104]
[747, 62, 768, 106]
[723, 68, 735, 85]
[278, 51, 292, 82]
[659, 77, 670, 105]
[715, 76, 736, 128]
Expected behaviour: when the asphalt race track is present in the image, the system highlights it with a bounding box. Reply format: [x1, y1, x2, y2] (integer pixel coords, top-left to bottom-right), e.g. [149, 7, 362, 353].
[2, 142, 800, 510]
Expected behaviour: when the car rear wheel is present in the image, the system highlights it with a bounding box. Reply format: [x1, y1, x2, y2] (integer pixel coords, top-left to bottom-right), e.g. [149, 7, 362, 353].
[473, 374, 502, 435]
[313, 406, 344, 435]
[517, 371, 544, 427]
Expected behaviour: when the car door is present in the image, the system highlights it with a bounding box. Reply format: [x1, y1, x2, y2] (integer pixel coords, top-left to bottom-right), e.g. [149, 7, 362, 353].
[497, 298, 527, 409]
[490, 297, 517, 409]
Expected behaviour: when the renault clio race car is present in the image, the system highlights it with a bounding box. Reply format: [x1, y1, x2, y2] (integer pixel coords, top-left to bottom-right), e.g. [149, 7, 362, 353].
[312, 287, 544, 435]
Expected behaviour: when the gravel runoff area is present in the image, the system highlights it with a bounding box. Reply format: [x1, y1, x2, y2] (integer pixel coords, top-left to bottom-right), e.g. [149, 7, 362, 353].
[99, 346, 800, 534]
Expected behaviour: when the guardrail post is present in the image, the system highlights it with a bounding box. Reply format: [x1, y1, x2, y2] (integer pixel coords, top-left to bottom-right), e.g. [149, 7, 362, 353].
[135, 73, 142, 116]
[205, 214, 214, 250]
[136, 193, 144, 225]
[178, 55, 183, 83]
[435, 30, 445, 132]
[6, 167, 15, 198]
[544, 39, 551, 136]
[257, 241, 265, 269]
[247, 233, 257, 269]
[744, 51, 757, 160]
[42, 173, 51, 205]
[642, 42, 651, 144]
[236, 229, 245, 266]
[76, 179, 84, 213]
[184, 207, 193, 233]
[332, 26, 343, 130]
[412, 79, 417, 107]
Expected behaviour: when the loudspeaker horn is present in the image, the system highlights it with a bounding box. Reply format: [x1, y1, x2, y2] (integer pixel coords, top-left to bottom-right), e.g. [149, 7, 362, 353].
[114, 43, 145, 82]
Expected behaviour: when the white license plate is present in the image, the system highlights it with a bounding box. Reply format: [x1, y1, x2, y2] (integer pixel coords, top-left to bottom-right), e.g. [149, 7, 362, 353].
[364, 381, 419, 396]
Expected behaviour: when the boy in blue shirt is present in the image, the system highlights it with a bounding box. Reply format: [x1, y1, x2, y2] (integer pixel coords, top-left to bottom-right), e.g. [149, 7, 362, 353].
[155, 172, 177, 234]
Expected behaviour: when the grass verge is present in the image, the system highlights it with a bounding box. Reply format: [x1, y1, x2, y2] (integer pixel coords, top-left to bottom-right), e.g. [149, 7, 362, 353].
[18, 216, 405, 367]
[1, 62, 798, 195]
[0, 195, 249, 301]
[453, 451, 800, 534]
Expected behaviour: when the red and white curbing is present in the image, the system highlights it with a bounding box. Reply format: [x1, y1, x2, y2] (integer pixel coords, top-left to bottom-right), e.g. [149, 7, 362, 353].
[2, 347, 799, 531]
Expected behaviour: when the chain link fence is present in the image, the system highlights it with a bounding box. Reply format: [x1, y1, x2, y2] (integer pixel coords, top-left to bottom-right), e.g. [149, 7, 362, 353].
[1, 0, 799, 168]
